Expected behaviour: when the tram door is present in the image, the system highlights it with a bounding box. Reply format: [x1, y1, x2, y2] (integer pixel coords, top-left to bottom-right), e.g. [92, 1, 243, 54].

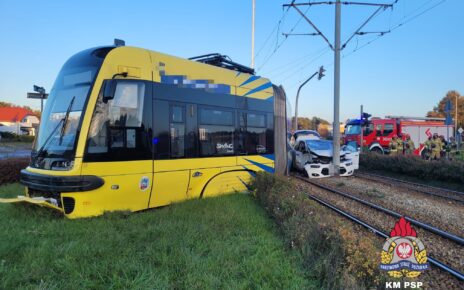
[149, 100, 190, 207]
[81, 79, 154, 215]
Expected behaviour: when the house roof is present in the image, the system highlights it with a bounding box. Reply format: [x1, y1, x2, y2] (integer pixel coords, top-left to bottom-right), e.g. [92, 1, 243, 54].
[0, 107, 36, 122]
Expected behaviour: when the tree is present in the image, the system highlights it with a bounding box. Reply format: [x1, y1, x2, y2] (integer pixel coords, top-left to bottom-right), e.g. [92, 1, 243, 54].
[291, 116, 330, 130]
[0, 101, 11, 108]
[427, 90, 464, 129]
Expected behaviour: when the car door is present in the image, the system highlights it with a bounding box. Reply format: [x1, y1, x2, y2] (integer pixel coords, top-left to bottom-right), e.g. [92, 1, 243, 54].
[294, 141, 307, 170]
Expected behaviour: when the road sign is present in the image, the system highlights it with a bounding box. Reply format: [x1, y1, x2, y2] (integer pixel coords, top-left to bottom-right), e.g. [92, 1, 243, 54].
[445, 115, 453, 125]
[27, 92, 48, 99]
[459, 127, 463, 134]
[445, 99, 452, 112]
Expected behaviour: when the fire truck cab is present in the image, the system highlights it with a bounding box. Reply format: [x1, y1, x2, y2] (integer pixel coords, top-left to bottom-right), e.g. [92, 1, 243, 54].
[344, 116, 454, 156]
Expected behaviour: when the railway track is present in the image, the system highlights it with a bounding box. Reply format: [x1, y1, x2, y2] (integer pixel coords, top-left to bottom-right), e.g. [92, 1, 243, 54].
[355, 172, 464, 204]
[291, 175, 464, 282]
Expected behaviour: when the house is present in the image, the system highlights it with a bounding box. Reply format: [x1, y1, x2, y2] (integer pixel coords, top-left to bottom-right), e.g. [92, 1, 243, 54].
[0, 107, 40, 136]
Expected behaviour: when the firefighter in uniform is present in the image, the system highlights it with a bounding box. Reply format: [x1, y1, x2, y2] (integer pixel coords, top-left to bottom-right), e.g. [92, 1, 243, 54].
[424, 136, 433, 160]
[404, 134, 415, 155]
[430, 133, 442, 160]
[439, 135, 448, 158]
[397, 135, 404, 155]
[389, 135, 400, 155]
[440, 135, 451, 157]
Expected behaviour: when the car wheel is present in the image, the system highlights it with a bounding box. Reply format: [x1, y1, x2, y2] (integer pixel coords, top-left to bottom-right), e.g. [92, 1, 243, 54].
[371, 147, 383, 154]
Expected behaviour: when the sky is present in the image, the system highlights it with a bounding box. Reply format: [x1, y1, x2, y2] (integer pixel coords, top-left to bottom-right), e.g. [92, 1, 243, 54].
[0, 0, 462, 123]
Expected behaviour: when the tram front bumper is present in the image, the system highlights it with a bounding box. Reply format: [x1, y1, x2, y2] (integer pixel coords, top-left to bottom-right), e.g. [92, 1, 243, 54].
[0, 169, 104, 214]
[0, 195, 63, 212]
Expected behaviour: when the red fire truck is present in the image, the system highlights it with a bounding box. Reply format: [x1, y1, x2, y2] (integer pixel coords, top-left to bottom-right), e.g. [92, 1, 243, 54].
[344, 116, 454, 156]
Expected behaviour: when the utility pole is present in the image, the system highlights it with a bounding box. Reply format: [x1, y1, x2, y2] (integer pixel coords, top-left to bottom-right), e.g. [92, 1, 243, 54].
[283, 1, 395, 176]
[332, 0, 341, 175]
[251, 0, 256, 69]
[294, 66, 325, 131]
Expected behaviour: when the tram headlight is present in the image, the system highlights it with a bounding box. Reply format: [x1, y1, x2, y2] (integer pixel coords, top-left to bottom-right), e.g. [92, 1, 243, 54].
[51, 160, 74, 171]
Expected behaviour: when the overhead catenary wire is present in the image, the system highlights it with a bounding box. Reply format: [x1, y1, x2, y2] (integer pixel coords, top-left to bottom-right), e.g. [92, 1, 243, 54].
[264, 45, 330, 78]
[274, 47, 331, 85]
[342, 0, 447, 57]
[288, 0, 446, 86]
[256, 5, 312, 72]
[254, 8, 290, 61]
[269, 0, 446, 91]
[253, 1, 297, 69]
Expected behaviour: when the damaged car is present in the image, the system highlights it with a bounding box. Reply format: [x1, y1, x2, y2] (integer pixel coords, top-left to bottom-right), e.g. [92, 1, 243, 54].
[293, 137, 359, 178]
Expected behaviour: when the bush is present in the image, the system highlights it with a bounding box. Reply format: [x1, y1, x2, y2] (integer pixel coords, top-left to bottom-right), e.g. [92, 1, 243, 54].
[360, 153, 464, 183]
[0, 158, 29, 185]
[252, 173, 381, 289]
[0, 132, 35, 143]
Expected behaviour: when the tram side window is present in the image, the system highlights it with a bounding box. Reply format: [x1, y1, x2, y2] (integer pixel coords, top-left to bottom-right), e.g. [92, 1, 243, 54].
[86, 81, 150, 160]
[238, 113, 267, 155]
[198, 108, 234, 156]
[170, 105, 185, 158]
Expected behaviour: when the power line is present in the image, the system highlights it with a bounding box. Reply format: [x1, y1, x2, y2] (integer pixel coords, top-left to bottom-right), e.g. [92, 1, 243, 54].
[278, 0, 446, 89]
[254, 10, 289, 61]
[253, 0, 297, 65]
[273, 47, 331, 84]
[264, 46, 330, 78]
[342, 0, 447, 57]
[256, 5, 311, 71]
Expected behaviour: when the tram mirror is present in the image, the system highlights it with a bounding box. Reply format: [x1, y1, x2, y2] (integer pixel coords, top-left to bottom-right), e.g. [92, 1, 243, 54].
[103, 80, 116, 103]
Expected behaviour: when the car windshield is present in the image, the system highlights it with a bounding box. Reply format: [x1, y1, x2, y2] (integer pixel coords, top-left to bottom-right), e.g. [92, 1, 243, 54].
[33, 48, 111, 158]
[345, 124, 361, 135]
[306, 140, 332, 151]
[344, 141, 358, 152]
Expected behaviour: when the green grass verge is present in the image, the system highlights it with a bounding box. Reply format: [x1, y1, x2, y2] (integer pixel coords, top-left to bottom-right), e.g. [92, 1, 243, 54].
[0, 183, 309, 289]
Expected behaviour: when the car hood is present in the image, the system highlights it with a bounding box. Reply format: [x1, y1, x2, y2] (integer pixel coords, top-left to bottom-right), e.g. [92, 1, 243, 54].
[310, 148, 348, 158]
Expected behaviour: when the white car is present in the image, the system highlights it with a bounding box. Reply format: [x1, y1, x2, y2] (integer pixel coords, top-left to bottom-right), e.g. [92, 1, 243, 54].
[293, 137, 359, 178]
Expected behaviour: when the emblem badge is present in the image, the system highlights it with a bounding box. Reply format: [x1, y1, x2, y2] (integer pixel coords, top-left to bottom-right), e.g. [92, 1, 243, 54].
[380, 217, 429, 278]
[140, 176, 150, 191]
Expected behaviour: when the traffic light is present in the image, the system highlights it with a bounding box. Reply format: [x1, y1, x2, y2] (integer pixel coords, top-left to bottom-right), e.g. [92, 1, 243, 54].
[318, 66, 325, 80]
[361, 112, 371, 120]
[33, 85, 45, 94]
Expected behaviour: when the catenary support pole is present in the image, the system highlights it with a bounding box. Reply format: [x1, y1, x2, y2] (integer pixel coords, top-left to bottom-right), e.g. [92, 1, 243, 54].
[332, 0, 341, 176]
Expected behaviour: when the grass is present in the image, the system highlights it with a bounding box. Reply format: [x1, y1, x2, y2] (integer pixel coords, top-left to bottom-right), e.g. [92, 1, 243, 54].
[0, 183, 309, 289]
[364, 188, 385, 199]
[252, 173, 383, 289]
[361, 168, 464, 192]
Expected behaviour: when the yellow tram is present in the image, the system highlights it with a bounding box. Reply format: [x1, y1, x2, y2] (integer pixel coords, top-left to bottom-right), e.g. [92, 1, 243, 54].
[1, 41, 287, 218]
